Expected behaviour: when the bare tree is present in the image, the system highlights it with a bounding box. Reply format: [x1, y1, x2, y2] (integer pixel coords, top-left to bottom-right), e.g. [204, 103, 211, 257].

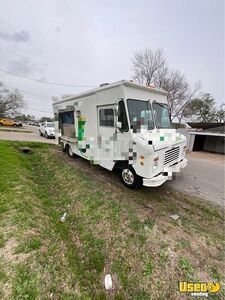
[0, 82, 24, 116]
[132, 48, 167, 85]
[172, 81, 201, 122]
[160, 70, 189, 120]
[131, 48, 200, 122]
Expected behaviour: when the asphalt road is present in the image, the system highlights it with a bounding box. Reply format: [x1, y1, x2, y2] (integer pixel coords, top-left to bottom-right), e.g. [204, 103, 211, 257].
[166, 151, 225, 207]
[0, 125, 224, 207]
[0, 124, 56, 144]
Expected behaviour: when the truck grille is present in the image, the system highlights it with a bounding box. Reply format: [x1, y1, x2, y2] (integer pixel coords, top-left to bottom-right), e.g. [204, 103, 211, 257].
[164, 147, 180, 166]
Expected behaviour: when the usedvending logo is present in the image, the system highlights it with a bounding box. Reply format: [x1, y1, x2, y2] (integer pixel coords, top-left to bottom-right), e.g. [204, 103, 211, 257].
[179, 281, 221, 297]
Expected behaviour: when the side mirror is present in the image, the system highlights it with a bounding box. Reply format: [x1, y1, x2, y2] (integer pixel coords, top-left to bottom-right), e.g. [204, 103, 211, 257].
[116, 121, 122, 129]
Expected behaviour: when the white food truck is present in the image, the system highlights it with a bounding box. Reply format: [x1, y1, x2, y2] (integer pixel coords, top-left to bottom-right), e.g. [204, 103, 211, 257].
[53, 80, 187, 188]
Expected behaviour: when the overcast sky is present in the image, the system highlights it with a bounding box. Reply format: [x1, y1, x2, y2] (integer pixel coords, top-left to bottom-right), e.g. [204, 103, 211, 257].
[0, 0, 224, 117]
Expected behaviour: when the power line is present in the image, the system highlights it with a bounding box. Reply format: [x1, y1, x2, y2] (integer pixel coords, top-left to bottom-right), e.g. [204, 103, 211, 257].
[23, 107, 52, 114]
[0, 68, 97, 88]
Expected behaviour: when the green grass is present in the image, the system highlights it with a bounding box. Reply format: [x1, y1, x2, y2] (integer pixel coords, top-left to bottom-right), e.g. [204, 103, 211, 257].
[179, 257, 194, 278]
[0, 259, 7, 283]
[210, 267, 221, 281]
[15, 237, 42, 254]
[175, 238, 191, 250]
[142, 258, 153, 276]
[0, 140, 224, 299]
[0, 233, 6, 248]
[12, 264, 38, 299]
[0, 270, 7, 282]
[159, 249, 169, 263]
[143, 217, 155, 229]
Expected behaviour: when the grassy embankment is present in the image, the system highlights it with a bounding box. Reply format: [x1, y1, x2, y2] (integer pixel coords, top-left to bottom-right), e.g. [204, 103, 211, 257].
[0, 141, 224, 299]
[0, 128, 32, 133]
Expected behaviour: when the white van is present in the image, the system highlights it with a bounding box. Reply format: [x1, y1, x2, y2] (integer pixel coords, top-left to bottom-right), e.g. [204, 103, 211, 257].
[52, 80, 187, 188]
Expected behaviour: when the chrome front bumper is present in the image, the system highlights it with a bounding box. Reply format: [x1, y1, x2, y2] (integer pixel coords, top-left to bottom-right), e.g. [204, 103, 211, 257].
[143, 158, 188, 187]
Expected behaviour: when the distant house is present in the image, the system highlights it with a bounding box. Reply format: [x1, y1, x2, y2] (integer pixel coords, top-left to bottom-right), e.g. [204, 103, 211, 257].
[187, 123, 225, 154]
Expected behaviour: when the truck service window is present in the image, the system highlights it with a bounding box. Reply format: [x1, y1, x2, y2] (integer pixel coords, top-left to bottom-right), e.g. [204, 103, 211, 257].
[60, 111, 74, 124]
[118, 100, 129, 132]
[153, 102, 171, 129]
[127, 99, 154, 130]
[59, 111, 75, 137]
[99, 109, 114, 127]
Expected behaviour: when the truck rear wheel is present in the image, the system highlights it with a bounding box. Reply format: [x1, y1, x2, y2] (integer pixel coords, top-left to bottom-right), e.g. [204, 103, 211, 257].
[121, 166, 143, 189]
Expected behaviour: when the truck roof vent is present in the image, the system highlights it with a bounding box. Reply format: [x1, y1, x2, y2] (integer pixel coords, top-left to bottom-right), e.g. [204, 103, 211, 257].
[99, 83, 110, 87]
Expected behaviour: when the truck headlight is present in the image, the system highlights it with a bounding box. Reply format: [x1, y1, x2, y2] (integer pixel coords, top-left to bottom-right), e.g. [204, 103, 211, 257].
[182, 146, 187, 156]
[153, 156, 159, 170]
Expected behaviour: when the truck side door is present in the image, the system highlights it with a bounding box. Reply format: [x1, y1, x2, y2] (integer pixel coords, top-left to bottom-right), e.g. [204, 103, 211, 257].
[97, 105, 116, 170]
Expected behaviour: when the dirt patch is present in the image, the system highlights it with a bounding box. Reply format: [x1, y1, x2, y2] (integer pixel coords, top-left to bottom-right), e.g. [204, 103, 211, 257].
[0, 238, 31, 264]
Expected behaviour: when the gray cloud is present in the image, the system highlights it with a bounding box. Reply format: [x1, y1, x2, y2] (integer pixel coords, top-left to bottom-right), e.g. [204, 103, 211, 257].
[7, 57, 35, 75]
[0, 30, 30, 43]
[54, 27, 61, 33]
[39, 76, 47, 81]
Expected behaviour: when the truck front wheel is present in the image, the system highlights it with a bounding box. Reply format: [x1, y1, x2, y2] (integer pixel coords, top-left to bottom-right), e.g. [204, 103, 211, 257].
[121, 166, 143, 189]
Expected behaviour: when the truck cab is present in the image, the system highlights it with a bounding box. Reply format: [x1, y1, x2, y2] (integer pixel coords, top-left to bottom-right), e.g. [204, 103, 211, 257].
[116, 97, 187, 188]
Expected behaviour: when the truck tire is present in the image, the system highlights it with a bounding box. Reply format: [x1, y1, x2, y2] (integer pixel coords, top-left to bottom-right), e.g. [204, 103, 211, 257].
[61, 142, 66, 152]
[120, 166, 143, 189]
[67, 145, 75, 158]
[39, 130, 43, 136]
